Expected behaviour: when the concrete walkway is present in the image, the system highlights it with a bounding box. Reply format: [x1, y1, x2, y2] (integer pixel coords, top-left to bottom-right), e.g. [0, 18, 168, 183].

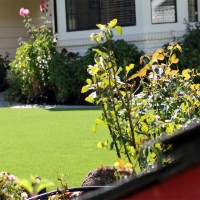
[0, 92, 100, 109]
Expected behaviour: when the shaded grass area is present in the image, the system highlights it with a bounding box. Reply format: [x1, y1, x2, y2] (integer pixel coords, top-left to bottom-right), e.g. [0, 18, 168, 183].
[0, 108, 116, 190]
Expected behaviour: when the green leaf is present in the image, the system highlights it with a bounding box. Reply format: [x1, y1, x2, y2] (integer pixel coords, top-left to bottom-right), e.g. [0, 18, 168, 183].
[101, 79, 109, 88]
[155, 143, 161, 150]
[134, 161, 141, 175]
[36, 179, 55, 193]
[86, 79, 92, 85]
[85, 96, 94, 103]
[115, 105, 120, 111]
[115, 25, 122, 35]
[126, 64, 134, 74]
[120, 91, 126, 97]
[93, 124, 98, 132]
[81, 86, 89, 93]
[93, 48, 108, 58]
[97, 142, 104, 148]
[17, 179, 33, 194]
[92, 66, 99, 75]
[152, 147, 163, 168]
[104, 140, 109, 147]
[166, 123, 174, 133]
[103, 102, 108, 110]
[116, 67, 123, 76]
[96, 24, 103, 29]
[95, 118, 103, 125]
[141, 122, 149, 132]
[109, 19, 118, 28]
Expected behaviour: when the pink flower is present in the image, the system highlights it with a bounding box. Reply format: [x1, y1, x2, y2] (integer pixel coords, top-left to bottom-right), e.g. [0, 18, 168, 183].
[193, 25, 197, 30]
[19, 8, 30, 17]
[40, 0, 45, 12]
[8, 174, 18, 182]
[169, 30, 174, 35]
[40, 5, 44, 12]
[21, 192, 28, 200]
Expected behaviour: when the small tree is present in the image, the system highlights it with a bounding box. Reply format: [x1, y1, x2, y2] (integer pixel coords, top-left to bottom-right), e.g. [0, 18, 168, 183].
[82, 19, 200, 175]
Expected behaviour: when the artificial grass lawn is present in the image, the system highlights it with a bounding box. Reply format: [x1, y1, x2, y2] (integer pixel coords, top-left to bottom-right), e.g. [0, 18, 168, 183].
[0, 108, 116, 190]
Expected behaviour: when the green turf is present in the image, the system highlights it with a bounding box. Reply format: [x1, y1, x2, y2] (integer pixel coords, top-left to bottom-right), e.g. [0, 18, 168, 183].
[0, 108, 116, 190]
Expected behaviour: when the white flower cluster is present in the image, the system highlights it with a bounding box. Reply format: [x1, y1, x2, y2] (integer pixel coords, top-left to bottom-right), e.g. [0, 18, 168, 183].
[0, 171, 28, 200]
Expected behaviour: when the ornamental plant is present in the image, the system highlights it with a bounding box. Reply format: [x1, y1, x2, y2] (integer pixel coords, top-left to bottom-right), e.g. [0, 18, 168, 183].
[48, 49, 89, 103]
[0, 171, 27, 200]
[78, 39, 144, 83]
[82, 19, 200, 175]
[179, 19, 200, 83]
[8, 4, 57, 103]
[0, 171, 73, 200]
[163, 19, 200, 83]
[0, 53, 10, 92]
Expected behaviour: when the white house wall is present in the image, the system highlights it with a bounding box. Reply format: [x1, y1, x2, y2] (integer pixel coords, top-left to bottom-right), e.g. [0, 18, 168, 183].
[56, 0, 200, 55]
[0, 0, 53, 60]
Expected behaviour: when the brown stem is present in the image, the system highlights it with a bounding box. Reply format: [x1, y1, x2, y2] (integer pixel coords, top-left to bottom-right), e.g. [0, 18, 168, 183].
[105, 37, 132, 163]
[102, 108, 121, 158]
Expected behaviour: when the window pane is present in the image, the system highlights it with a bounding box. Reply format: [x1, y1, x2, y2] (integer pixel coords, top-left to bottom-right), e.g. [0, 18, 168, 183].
[151, 0, 177, 24]
[188, 0, 198, 22]
[66, 0, 100, 31]
[66, 0, 136, 31]
[101, 0, 136, 26]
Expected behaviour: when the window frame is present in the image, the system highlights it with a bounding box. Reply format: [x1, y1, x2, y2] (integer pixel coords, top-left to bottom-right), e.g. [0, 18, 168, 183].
[188, 0, 198, 22]
[65, 0, 136, 32]
[151, 0, 177, 24]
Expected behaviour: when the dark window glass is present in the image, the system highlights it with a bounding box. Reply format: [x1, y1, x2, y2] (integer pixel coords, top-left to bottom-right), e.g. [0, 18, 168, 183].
[66, 0, 136, 31]
[151, 0, 177, 24]
[188, 0, 198, 22]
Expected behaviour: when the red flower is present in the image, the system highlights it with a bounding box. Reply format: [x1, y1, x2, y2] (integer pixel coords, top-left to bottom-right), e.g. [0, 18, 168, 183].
[67, 52, 74, 58]
[61, 48, 68, 54]
[40, 5, 44, 12]
[40, 0, 45, 12]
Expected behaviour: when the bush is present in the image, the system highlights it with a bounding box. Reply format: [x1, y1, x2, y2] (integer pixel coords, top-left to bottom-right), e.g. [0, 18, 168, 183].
[163, 19, 200, 82]
[48, 50, 90, 104]
[7, 8, 57, 103]
[48, 38, 144, 104]
[82, 19, 200, 175]
[81, 39, 144, 79]
[0, 53, 10, 92]
[6, 6, 143, 105]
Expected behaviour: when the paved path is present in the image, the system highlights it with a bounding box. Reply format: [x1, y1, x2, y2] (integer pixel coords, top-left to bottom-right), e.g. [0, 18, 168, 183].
[0, 92, 100, 109]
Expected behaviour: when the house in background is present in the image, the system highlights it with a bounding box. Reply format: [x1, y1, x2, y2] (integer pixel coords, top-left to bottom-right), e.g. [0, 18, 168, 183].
[55, 0, 200, 55]
[0, 0, 53, 60]
[0, 0, 199, 60]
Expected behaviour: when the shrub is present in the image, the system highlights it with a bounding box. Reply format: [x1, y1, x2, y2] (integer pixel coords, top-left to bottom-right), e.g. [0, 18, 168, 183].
[48, 50, 89, 104]
[0, 171, 27, 199]
[179, 19, 200, 82]
[0, 53, 10, 92]
[82, 19, 200, 175]
[163, 19, 200, 82]
[7, 7, 57, 103]
[80, 39, 144, 80]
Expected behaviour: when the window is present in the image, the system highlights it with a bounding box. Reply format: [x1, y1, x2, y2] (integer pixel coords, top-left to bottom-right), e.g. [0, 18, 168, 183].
[66, 0, 136, 31]
[151, 0, 177, 24]
[188, 0, 198, 22]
